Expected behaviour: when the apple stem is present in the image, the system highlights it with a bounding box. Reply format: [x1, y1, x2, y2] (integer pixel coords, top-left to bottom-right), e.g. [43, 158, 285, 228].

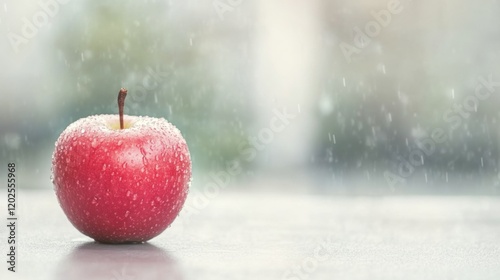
[118, 88, 128, 130]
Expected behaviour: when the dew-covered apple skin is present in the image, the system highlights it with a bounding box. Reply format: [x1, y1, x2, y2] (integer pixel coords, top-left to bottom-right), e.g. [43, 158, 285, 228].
[52, 115, 191, 243]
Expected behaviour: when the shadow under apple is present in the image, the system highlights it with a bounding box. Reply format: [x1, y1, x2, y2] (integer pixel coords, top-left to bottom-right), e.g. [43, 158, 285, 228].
[54, 242, 183, 280]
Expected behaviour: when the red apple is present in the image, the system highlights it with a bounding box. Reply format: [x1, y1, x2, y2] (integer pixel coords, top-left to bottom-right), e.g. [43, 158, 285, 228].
[51, 89, 191, 243]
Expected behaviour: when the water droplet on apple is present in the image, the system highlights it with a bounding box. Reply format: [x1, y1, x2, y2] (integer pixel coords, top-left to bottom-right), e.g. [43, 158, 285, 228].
[122, 162, 128, 168]
[91, 139, 98, 148]
[102, 164, 107, 171]
[126, 190, 131, 197]
[140, 167, 145, 173]
[132, 194, 138, 200]
[118, 140, 123, 146]
[125, 211, 130, 217]
[81, 128, 85, 134]
[155, 164, 160, 170]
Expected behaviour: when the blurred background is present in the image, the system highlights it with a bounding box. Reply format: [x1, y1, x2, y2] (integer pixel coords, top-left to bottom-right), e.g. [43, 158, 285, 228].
[1, 0, 500, 195]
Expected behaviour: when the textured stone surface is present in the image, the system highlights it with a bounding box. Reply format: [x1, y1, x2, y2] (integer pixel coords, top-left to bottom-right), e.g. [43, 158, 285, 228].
[1, 191, 500, 280]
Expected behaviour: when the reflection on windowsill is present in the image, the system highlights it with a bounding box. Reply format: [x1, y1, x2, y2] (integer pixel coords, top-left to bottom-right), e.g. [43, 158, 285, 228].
[54, 242, 183, 280]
